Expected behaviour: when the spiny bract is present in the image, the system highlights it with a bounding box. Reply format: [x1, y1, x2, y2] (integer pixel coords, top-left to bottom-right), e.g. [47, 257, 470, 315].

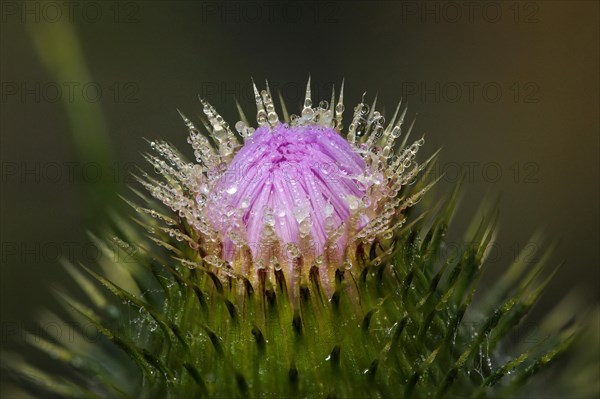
[4, 78, 587, 399]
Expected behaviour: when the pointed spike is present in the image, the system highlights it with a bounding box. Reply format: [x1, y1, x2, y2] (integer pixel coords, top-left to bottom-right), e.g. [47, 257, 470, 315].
[252, 77, 268, 126]
[199, 96, 239, 156]
[398, 106, 408, 127]
[419, 147, 442, 172]
[329, 85, 336, 111]
[198, 114, 213, 135]
[251, 77, 262, 108]
[3, 355, 92, 397]
[278, 90, 290, 123]
[198, 97, 212, 117]
[61, 259, 107, 309]
[368, 92, 378, 121]
[25, 332, 73, 363]
[177, 108, 200, 134]
[387, 98, 403, 133]
[399, 114, 418, 150]
[55, 291, 156, 377]
[483, 337, 549, 388]
[261, 80, 279, 126]
[335, 78, 345, 129]
[347, 92, 366, 144]
[177, 106, 219, 166]
[300, 75, 314, 121]
[234, 97, 249, 125]
[176, 108, 188, 123]
[251, 76, 259, 96]
[504, 331, 576, 392]
[302, 74, 313, 111]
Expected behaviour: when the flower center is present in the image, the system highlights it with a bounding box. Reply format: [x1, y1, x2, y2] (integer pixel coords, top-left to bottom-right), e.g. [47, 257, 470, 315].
[206, 123, 369, 265]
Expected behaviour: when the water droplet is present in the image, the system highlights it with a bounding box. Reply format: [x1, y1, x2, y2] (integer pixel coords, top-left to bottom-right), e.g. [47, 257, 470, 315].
[241, 197, 250, 209]
[235, 121, 247, 133]
[347, 195, 359, 211]
[299, 219, 312, 235]
[263, 209, 275, 227]
[361, 196, 372, 207]
[294, 204, 310, 223]
[286, 243, 301, 259]
[324, 202, 334, 217]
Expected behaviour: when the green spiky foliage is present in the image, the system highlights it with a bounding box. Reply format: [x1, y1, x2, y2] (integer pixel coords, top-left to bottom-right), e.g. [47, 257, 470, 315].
[5, 179, 593, 398]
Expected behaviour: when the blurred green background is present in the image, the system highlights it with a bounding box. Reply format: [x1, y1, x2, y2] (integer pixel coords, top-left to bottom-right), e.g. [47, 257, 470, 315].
[1, 1, 598, 396]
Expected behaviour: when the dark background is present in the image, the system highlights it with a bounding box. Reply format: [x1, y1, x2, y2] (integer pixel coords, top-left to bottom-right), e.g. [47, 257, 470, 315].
[1, 1, 598, 397]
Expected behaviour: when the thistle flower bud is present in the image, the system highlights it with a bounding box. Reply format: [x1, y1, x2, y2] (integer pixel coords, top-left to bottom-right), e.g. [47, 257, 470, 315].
[207, 123, 370, 286]
[146, 79, 432, 294]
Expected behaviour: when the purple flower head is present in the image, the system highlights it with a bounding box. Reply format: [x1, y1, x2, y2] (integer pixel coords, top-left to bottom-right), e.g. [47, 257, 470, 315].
[144, 78, 433, 294]
[207, 123, 370, 270]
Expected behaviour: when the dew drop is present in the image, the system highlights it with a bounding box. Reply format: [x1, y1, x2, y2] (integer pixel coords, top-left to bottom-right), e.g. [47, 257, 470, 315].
[361, 196, 372, 207]
[286, 243, 301, 259]
[241, 197, 250, 209]
[263, 209, 275, 227]
[324, 202, 334, 217]
[347, 195, 359, 211]
[235, 121, 247, 133]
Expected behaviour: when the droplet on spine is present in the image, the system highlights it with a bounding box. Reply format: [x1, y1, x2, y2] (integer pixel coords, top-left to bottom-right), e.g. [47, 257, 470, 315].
[261, 82, 279, 125]
[335, 79, 345, 130]
[304, 75, 312, 108]
[252, 78, 269, 127]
